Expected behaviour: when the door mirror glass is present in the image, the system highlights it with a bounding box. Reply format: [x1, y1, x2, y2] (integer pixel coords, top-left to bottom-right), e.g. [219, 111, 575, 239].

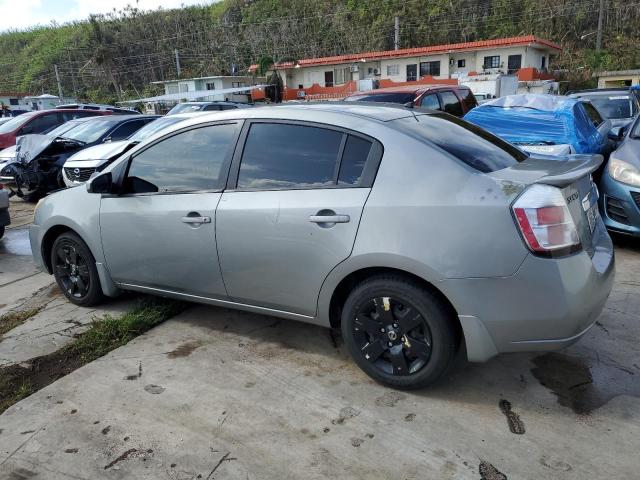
[87, 172, 113, 194]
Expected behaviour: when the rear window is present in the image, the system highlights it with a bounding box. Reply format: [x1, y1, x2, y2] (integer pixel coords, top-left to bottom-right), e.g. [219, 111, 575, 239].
[345, 93, 416, 104]
[399, 113, 528, 173]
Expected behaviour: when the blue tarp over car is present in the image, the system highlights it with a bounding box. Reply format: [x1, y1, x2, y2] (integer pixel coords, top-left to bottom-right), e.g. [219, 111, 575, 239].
[463, 94, 606, 155]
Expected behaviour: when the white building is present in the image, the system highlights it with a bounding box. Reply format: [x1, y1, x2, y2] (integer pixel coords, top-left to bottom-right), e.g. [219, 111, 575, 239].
[250, 35, 560, 100]
[152, 75, 265, 103]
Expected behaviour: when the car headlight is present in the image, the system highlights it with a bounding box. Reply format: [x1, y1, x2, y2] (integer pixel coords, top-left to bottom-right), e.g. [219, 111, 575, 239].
[608, 158, 640, 187]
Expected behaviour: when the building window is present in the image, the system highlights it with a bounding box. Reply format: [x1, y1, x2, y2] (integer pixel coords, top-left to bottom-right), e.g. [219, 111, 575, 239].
[231, 82, 246, 88]
[167, 85, 179, 94]
[179, 83, 189, 93]
[457, 59, 466, 68]
[334, 67, 351, 85]
[406, 64, 417, 82]
[541, 56, 546, 70]
[206, 82, 216, 90]
[386, 64, 399, 76]
[9, 98, 18, 105]
[507, 55, 522, 74]
[420, 61, 441, 77]
[483, 56, 500, 69]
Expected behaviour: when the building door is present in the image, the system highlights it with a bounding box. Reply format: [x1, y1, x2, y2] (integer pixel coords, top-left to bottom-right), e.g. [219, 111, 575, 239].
[324, 71, 334, 87]
[507, 55, 522, 74]
[406, 64, 417, 82]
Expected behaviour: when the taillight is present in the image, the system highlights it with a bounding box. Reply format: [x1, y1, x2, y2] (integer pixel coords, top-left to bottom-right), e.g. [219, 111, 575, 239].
[512, 184, 580, 255]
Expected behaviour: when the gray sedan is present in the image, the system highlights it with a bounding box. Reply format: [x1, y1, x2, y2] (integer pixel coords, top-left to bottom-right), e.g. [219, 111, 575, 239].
[29, 104, 614, 389]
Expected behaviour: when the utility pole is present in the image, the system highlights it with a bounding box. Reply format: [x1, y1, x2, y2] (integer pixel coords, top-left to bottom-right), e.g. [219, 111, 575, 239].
[596, 0, 604, 53]
[394, 16, 400, 50]
[174, 49, 181, 77]
[54, 64, 63, 101]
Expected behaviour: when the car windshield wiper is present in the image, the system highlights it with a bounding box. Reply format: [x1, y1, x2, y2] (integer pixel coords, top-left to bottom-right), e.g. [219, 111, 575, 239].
[57, 136, 86, 145]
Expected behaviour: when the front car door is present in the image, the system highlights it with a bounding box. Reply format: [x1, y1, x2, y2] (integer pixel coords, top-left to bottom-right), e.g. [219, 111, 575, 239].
[216, 121, 382, 317]
[100, 121, 242, 298]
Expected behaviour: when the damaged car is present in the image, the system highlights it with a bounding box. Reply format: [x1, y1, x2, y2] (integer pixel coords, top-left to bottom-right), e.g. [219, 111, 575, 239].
[0, 115, 157, 201]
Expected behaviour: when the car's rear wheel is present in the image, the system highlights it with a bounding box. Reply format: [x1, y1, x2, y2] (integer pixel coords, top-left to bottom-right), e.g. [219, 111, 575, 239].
[51, 232, 104, 306]
[341, 275, 457, 390]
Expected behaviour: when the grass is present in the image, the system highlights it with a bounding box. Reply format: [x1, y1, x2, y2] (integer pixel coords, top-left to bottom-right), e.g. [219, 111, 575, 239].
[69, 298, 186, 362]
[0, 297, 186, 414]
[0, 307, 43, 338]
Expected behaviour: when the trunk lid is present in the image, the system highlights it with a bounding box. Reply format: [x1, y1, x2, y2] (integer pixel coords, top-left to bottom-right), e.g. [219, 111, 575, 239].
[491, 154, 603, 256]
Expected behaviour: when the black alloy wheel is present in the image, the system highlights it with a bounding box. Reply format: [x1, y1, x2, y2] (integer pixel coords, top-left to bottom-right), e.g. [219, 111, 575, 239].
[51, 232, 104, 306]
[341, 275, 457, 390]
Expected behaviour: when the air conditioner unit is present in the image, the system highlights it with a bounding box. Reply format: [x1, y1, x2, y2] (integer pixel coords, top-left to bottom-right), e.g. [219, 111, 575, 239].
[350, 65, 359, 73]
[372, 68, 380, 76]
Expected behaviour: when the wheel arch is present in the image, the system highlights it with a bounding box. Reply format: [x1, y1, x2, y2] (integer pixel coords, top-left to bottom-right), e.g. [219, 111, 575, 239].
[41, 224, 77, 273]
[319, 256, 463, 345]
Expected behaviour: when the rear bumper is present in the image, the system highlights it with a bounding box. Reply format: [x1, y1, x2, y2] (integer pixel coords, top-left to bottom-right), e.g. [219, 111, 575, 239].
[599, 169, 640, 236]
[441, 224, 615, 362]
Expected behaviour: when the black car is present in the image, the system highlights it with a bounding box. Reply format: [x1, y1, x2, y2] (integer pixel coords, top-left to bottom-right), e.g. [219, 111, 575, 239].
[1, 114, 158, 200]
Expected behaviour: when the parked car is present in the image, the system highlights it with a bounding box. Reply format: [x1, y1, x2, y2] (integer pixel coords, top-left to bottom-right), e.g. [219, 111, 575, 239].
[0, 186, 9, 239]
[0, 115, 158, 200]
[0, 117, 95, 173]
[29, 104, 614, 389]
[63, 113, 204, 186]
[464, 94, 613, 157]
[56, 103, 140, 115]
[568, 88, 640, 130]
[166, 101, 254, 115]
[343, 85, 478, 117]
[599, 113, 640, 236]
[0, 109, 111, 150]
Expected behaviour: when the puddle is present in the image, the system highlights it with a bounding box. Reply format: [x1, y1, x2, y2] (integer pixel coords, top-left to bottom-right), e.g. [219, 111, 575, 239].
[531, 352, 639, 414]
[0, 229, 32, 256]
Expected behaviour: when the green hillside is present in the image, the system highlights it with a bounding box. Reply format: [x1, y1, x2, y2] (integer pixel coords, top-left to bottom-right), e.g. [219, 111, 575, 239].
[0, 0, 638, 103]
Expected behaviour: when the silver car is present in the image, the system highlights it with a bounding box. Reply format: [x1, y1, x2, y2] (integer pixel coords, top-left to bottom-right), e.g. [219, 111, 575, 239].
[29, 104, 615, 389]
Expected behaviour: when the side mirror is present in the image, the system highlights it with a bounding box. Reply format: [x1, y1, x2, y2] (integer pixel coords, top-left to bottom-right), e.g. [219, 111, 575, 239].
[86, 172, 113, 194]
[608, 127, 624, 141]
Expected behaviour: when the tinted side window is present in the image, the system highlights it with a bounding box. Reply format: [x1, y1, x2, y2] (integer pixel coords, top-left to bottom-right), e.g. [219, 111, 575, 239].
[582, 102, 604, 127]
[110, 120, 148, 140]
[420, 93, 441, 110]
[338, 135, 372, 186]
[125, 123, 238, 194]
[401, 113, 528, 173]
[203, 104, 222, 111]
[238, 123, 342, 189]
[27, 113, 62, 134]
[460, 89, 478, 111]
[439, 91, 464, 117]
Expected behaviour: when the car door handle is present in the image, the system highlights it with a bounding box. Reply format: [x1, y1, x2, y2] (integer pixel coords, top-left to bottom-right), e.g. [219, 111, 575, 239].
[309, 214, 350, 224]
[181, 216, 211, 224]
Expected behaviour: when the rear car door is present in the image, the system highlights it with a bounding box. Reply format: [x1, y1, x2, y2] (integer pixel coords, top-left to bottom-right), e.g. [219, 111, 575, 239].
[100, 121, 241, 298]
[216, 121, 382, 316]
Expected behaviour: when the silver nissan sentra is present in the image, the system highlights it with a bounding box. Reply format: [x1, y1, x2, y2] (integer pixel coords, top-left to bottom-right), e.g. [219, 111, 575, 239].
[29, 104, 615, 389]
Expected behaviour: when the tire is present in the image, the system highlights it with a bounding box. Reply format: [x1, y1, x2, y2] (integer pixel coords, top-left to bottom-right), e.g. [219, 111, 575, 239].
[51, 232, 104, 307]
[341, 274, 457, 390]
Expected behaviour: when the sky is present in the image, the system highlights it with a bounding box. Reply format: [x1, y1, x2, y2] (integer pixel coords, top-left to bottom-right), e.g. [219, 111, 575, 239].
[0, 0, 211, 30]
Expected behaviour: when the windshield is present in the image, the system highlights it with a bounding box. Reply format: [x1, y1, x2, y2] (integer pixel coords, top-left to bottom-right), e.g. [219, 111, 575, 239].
[345, 93, 417, 104]
[60, 119, 114, 144]
[398, 113, 528, 173]
[0, 112, 36, 134]
[167, 103, 204, 115]
[44, 119, 86, 137]
[584, 95, 634, 119]
[129, 116, 188, 141]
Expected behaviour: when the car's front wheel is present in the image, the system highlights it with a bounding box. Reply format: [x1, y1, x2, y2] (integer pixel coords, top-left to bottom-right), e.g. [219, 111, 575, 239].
[51, 232, 104, 306]
[341, 275, 457, 390]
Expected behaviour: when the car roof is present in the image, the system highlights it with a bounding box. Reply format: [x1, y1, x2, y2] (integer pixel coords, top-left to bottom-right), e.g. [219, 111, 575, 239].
[79, 114, 158, 124]
[569, 90, 631, 98]
[349, 84, 460, 96]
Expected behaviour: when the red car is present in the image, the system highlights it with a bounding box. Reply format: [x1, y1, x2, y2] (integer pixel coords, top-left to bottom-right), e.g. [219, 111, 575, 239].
[344, 85, 478, 117]
[0, 109, 111, 150]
